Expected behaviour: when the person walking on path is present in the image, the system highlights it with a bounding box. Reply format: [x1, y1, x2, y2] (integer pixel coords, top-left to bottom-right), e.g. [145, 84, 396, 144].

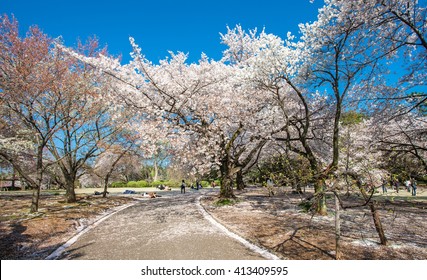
[394, 179, 400, 193]
[180, 179, 186, 194]
[411, 178, 417, 196]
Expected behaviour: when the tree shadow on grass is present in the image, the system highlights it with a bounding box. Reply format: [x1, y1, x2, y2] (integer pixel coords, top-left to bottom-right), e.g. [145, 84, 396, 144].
[272, 226, 335, 260]
[0, 222, 30, 259]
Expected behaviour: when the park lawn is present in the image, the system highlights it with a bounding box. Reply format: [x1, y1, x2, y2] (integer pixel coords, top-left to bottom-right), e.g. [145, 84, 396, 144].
[202, 186, 427, 260]
[0, 191, 135, 259]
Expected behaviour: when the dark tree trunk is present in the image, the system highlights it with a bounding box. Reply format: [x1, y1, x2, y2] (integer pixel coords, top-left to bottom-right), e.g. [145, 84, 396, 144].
[334, 192, 341, 260]
[219, 156, 236, 199]
[220, 176, 235, 198]
[102, 177, 109, 198]
[64, 173, 77, 203]
[0, 150, 43, 212]
[30, 147, 44, 212]
[236, 170, 245, 190]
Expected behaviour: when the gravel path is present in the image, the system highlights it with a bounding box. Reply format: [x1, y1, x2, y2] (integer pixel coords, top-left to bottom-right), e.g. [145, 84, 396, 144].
[56, 190, 268, 260]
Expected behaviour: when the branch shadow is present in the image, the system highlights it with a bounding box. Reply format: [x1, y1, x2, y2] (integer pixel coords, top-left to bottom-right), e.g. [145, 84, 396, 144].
[0, 222, 31, 259]
[272, 226, 335, 260]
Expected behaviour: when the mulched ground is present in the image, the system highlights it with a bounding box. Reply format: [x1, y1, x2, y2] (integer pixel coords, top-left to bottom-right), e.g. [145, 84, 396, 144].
[201, 186, 427, 260]
[0, 193, 134, 260]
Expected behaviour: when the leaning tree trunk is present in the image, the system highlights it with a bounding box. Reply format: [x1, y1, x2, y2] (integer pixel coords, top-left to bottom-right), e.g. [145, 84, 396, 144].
[344, 171, 388, 245]
[360, 187, 388, 245]
[102, 150, 128, 198]
[368, 201, 388, 245]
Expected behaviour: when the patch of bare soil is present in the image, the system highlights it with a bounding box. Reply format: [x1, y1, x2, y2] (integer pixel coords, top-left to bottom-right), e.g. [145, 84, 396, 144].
[0, 194, 134, 260]
[201, 187, 427, 260]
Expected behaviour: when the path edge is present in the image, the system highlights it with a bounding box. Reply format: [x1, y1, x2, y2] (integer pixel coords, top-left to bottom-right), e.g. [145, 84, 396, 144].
[196, 195, 282, 260]
[45, 200, 139, 260]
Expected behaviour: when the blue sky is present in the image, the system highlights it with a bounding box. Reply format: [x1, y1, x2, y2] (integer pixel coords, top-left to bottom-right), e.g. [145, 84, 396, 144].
[1, 0, 324, 63]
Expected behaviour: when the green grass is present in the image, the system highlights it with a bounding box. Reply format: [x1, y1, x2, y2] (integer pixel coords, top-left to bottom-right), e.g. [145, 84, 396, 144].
[298, 201, 313, 213]
[215, 198, 238, 207]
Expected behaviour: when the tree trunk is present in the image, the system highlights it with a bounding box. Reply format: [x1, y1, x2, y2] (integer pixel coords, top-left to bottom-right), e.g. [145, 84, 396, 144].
[314, 179, 327, 215]
[219, 156, 236, 199]
[153, 161, 159, 182]
[295, 183, 303, 194]
[30, 187, 40, 213]
[334, 192, 341, 260]
[11, 168, 15, 189]
[102, 150, 128, 198]
[307, 158, 327, 214]
[344, 171, 388, 246]
[102, 177, 109, 198]
[368, 201, 388, 245]
[220, 176, 235, 198]
[64, 174, 77, 203]
[0, 150, 43, 212]
[30, 147, 44, 213]
[102, 166, 115, 198]
[236, 170, 245, 190]
[359, 187, 387, 245]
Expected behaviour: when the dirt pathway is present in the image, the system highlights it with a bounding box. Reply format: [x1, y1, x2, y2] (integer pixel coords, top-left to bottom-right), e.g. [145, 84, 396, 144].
[55, 191, 270, 260]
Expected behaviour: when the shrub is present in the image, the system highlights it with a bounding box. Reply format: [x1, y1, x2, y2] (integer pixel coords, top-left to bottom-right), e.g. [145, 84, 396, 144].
[215, 198, 237, 206]
[158, 180, 180, 188]
[126, 180, 150, 188]
[200, 181, 210, 188]
[199, 179, 221, 188]
[111, 182, 127, 188]
[151, 181, 164, 188]
[298, 201, 312, 213]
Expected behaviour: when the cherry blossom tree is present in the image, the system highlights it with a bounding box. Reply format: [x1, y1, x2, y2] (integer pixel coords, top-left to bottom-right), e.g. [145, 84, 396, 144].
[376, 114, 427, 174]
[220, 25, 333, 213]
[0, 15, 76, 212]
[54, 0, 425, 207]
[60, 38, 275, 198]
[331, 0, 427, 105]
[0, 15, 134, 207]
[220, 0, 425, 215]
